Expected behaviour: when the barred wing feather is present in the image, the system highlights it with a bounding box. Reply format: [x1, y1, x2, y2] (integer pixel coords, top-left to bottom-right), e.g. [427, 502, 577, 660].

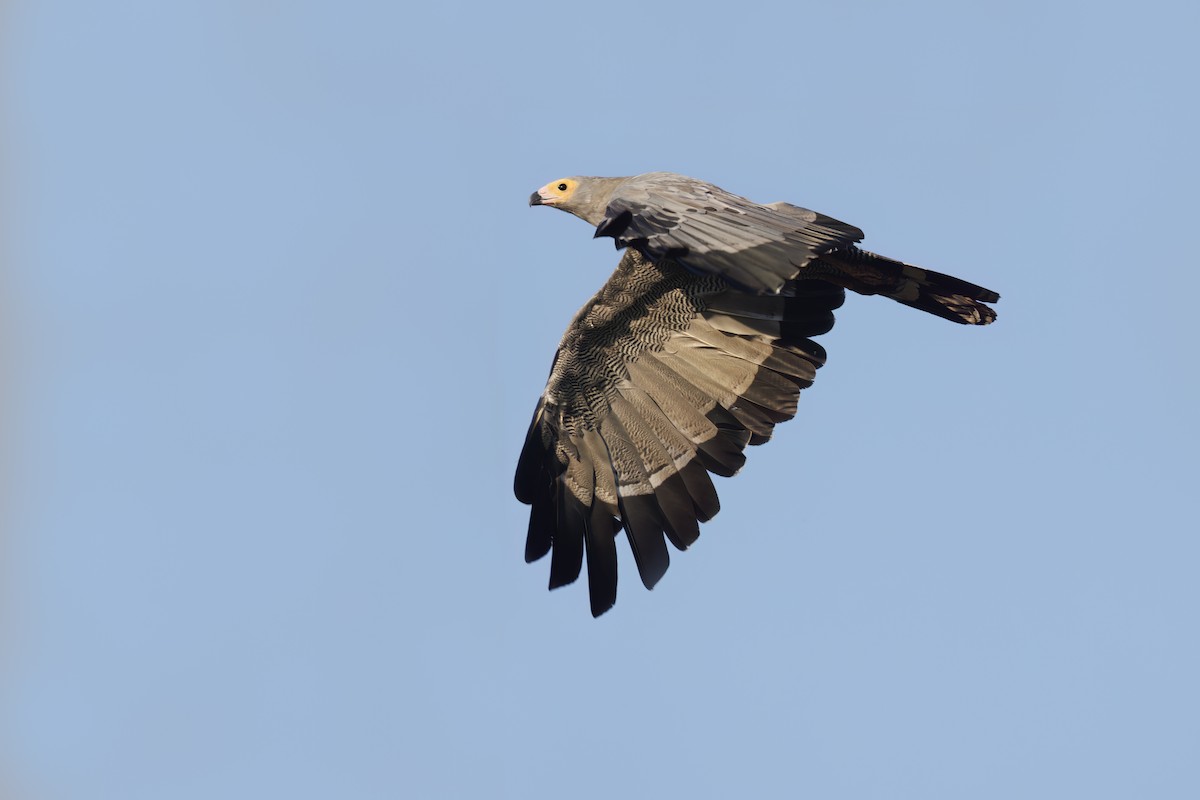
[514, 249, 843, 616]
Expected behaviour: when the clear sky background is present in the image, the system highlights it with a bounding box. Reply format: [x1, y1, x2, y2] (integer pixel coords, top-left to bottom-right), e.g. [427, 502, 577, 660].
[4, 1, 1199, 798]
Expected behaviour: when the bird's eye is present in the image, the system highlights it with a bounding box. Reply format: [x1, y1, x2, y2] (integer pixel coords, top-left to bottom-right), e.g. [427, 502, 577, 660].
[557, 183, 568, 191]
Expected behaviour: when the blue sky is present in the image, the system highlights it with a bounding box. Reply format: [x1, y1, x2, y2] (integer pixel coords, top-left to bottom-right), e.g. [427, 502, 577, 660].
[4, 1, 1199, 798]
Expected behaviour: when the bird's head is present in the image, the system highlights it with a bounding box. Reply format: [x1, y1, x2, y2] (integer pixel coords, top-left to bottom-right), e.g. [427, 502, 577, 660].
[529, 178, 581, 209]
[529, 176, 626, 227]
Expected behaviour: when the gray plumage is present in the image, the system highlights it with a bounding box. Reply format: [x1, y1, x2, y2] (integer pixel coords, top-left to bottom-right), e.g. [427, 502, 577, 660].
[519, 172, 999, 616]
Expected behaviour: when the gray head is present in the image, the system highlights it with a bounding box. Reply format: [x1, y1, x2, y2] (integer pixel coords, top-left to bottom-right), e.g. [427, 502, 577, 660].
[529, 176, 629, 227]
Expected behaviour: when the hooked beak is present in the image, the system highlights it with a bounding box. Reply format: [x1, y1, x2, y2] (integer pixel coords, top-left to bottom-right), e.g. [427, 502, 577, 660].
[529, 185, 559, 207]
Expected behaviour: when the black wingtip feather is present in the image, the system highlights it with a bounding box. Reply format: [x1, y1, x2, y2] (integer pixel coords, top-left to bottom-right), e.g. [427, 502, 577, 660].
[525, 485, 554, 563]
[617, 493, 670, 590]
[514, 400, 549, 505]
[585, 505, 619, 617]
[653, 472, 702, 550]
[548, 485, 584, 589]
[677, 459, 720, 522]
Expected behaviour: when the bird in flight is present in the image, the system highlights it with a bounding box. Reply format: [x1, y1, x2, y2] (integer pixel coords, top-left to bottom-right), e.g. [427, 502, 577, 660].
[517, 172, 998, 616]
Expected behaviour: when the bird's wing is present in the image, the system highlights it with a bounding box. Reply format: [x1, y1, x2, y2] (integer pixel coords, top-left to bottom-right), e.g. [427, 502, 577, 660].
[593, 174, 865, 295]
[514, 249, 844, 616]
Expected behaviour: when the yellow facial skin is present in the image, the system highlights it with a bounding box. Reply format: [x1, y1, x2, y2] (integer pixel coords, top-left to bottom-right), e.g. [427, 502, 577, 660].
[533, 178, 578, 206]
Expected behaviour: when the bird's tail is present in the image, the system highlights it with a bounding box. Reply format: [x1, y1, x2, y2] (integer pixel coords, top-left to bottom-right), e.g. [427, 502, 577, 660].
[887, 262, 999, 325]
[818, 248, 999, 325]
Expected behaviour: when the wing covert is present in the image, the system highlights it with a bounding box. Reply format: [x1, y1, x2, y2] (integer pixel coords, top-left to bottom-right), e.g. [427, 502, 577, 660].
[594, 174, 864, 295]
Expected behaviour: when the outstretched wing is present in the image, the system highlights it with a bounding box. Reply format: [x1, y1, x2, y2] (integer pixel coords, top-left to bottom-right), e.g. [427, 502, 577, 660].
[593, 173, 864, 295]
[514, 249, 844, 616]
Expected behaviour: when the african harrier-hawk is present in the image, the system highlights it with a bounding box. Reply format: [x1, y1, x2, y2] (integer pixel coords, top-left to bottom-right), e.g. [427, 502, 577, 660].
[516, 172, 998, 616]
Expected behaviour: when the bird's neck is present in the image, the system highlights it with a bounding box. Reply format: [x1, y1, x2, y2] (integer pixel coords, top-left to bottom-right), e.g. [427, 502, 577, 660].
[574, 177, 631, 226]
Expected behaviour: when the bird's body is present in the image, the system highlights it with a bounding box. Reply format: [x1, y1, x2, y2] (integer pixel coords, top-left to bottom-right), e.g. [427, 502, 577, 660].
[518, 172, 998, 616]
